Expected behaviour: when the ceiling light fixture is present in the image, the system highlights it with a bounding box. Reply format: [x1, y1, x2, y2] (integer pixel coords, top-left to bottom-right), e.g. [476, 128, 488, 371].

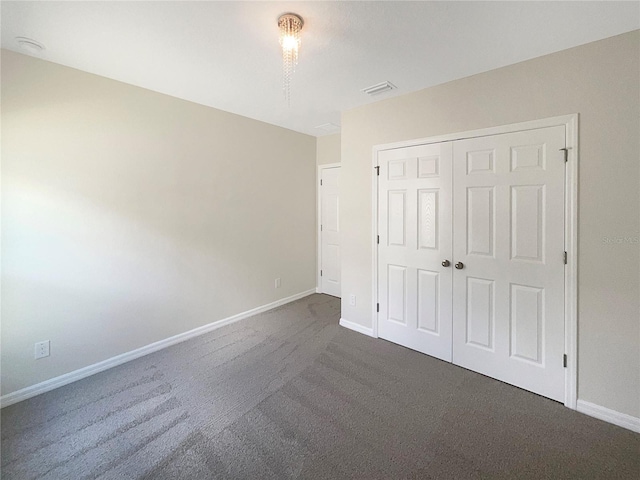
[15, 37, 45, 54]
[278, 13, 303, 106]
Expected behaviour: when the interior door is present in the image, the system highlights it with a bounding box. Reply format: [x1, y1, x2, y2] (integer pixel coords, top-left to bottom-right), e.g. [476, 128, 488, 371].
[452, 126, 566, 401]
[378, 142, 453, 362]
[320, 167, 341, 297]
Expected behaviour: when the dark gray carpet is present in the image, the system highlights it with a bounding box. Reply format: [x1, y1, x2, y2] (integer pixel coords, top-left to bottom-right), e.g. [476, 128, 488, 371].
[2, 294, 638, 479]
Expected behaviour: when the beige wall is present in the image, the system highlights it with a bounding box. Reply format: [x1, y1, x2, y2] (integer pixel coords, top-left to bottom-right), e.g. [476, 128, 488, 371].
[340, 31, 640, 417]
[1, 50, 317, 396]
[316, 133, 341, 165]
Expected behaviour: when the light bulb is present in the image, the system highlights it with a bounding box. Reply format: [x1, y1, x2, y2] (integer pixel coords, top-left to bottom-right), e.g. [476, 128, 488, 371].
[282, 35, 298, 52]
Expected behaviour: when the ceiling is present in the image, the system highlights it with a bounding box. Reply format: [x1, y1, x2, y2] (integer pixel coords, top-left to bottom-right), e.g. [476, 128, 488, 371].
[1, 1, 638, 137]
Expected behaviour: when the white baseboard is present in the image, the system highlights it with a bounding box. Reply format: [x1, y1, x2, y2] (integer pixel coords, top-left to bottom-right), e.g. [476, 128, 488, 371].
[576, 399, 640, 433]
[339, 318, 376, 337]
[0, 289, 316, 409]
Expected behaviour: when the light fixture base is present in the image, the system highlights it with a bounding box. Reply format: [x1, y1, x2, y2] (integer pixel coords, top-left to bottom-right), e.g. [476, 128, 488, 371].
[278, 13, 304, 30]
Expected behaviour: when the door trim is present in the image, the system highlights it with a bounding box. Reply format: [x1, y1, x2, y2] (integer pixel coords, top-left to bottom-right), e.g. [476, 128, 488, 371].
[371, 114, 578, 409]
[317, 163, 341, 293]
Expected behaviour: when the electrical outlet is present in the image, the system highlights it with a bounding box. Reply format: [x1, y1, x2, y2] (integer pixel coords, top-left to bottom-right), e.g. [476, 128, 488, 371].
[275, 278, 281, 288]
[34, 340, 50, 359]
[349, 294, 356, 306]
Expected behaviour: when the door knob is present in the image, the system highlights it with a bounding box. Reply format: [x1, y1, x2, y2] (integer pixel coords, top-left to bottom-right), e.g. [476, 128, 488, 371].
[442, 260, 450, 267]
[455, 262, 464, 269]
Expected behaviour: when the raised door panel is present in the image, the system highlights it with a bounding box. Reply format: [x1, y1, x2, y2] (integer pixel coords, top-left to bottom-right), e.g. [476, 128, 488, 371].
[510, 144, 545, 172]
[388, 159, 408, 180]
[387, 265, 407, 324]
[323, 194, 339, 233]
[388, 191, 407, 247]
[324, 245, 340, 284]
[467, 149, 495, 175]
[467, 187, 495, 257]
[466, 277, 495, 350]
[417, 269, 439, 334]
[418, 155, 440, 178]
[418, 189, 439, 250]
[510, 284, 544, 365]
[511, 185, 544, 263]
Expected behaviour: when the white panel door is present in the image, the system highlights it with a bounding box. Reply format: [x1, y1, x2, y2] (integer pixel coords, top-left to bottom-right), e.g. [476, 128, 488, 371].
[378, 142, 453, 361]
[321, 167, 341, 297]
[452, 126, 566, 401]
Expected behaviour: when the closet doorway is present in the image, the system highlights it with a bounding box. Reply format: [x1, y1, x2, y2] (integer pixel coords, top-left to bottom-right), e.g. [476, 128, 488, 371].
[373, 116, 578, 406]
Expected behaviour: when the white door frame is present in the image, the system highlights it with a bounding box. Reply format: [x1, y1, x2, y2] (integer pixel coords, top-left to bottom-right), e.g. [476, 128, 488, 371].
[371, 114, 578, 409]
[317, 163, 341, 293]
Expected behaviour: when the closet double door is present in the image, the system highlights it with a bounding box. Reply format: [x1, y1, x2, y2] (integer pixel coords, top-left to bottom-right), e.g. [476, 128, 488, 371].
[377, 126, 566, 402]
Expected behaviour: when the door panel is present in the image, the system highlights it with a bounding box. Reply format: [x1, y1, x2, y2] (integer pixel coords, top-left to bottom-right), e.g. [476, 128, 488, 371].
[321, 167, 341, 297]
[466, 276, 495, 350]
[388, 190, 407, 246]
[378, 142, 453, 362]
[417, 269, 439, 333]
[388, 264, 407, 323]
[418, 189, 439, 249]
[510, 283, 544, 364]
[511, 185, 544, 262]
[452, 125, 566, 402]
[467, 186, 495, 257]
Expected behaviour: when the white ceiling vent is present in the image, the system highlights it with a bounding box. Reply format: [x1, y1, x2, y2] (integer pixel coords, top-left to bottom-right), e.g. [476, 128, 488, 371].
[315, 123, 341, 133]
[362, 81, 396, 96]
[15, 37, 45, 54]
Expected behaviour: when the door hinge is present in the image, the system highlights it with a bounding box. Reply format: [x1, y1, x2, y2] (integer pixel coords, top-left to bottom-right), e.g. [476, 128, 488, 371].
[377, 235, 380, 244]
[563, 354, 567, 368]
[320, 224, 323, 231]
[376, 303, 380, 312]
[560, 148, 568, 163]
[375, 166, 380, 176]
[564, 251, 568, 264]
[320, 270, 323, 277]
[320, 179, 323, 186]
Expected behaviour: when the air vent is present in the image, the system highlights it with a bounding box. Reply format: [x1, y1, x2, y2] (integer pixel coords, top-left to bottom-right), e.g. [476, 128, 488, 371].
[15, 37, 45, 54]
[362, 81, 396, 96]
[315, 123, 341, 133]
